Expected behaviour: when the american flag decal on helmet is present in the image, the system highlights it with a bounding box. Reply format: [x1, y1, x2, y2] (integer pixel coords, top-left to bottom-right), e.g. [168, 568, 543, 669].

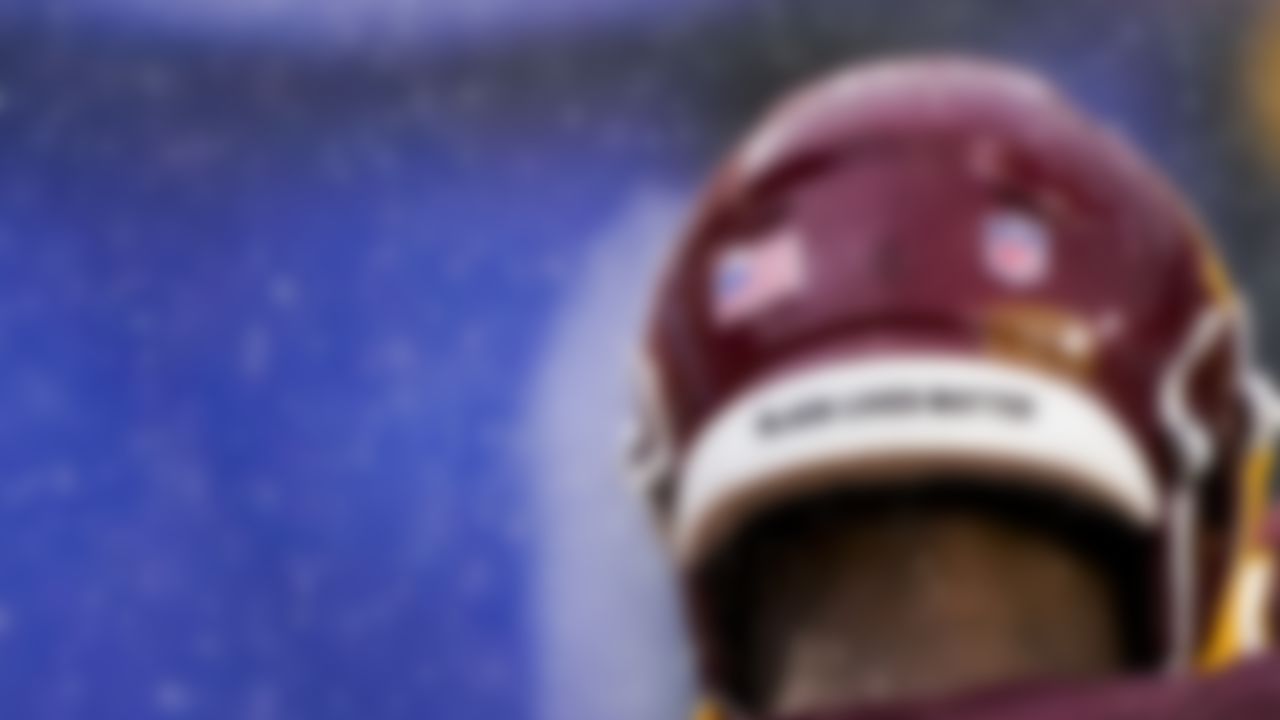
[711, 229, 807, 327]
[983, 208, 1052, 289]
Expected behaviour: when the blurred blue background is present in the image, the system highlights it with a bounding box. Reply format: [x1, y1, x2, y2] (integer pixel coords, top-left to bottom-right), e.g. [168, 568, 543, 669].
[1, 1, 1280, 718]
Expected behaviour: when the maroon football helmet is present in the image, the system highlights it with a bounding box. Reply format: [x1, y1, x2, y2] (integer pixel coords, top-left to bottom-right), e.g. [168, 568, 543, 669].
[627, 57, 1280, 711]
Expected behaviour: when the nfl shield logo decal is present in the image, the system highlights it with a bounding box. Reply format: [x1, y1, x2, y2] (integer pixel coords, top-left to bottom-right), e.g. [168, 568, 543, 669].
[983, 209, 1052, 289]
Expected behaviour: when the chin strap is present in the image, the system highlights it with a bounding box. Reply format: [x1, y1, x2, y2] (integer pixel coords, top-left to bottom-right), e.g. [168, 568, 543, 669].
[1158, 308, 1230, 672]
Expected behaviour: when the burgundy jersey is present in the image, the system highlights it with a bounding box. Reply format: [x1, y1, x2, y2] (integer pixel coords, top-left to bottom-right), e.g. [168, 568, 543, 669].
[782, 657, 1280, 720]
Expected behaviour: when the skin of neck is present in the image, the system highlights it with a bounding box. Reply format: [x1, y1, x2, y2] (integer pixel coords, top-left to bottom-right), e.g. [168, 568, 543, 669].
[704, 491, 1129, 718]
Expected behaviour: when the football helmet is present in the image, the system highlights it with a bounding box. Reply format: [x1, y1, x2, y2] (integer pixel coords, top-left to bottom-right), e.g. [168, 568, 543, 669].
[628, 57, 1279, 709]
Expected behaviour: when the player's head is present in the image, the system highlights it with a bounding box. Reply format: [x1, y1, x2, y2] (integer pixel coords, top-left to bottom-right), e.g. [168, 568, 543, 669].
[628, 57, 1279, 717]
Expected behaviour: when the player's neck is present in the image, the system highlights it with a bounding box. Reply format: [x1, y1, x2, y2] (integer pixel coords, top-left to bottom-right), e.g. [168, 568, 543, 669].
[746, 508, 1124, 717]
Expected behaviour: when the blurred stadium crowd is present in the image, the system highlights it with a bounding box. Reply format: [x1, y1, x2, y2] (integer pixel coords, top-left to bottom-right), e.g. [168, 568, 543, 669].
[0, 1, 1277, 719]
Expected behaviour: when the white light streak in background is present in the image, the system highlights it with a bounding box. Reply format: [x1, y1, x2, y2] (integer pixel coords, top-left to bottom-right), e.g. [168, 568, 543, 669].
[525, 189, 694, 720]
